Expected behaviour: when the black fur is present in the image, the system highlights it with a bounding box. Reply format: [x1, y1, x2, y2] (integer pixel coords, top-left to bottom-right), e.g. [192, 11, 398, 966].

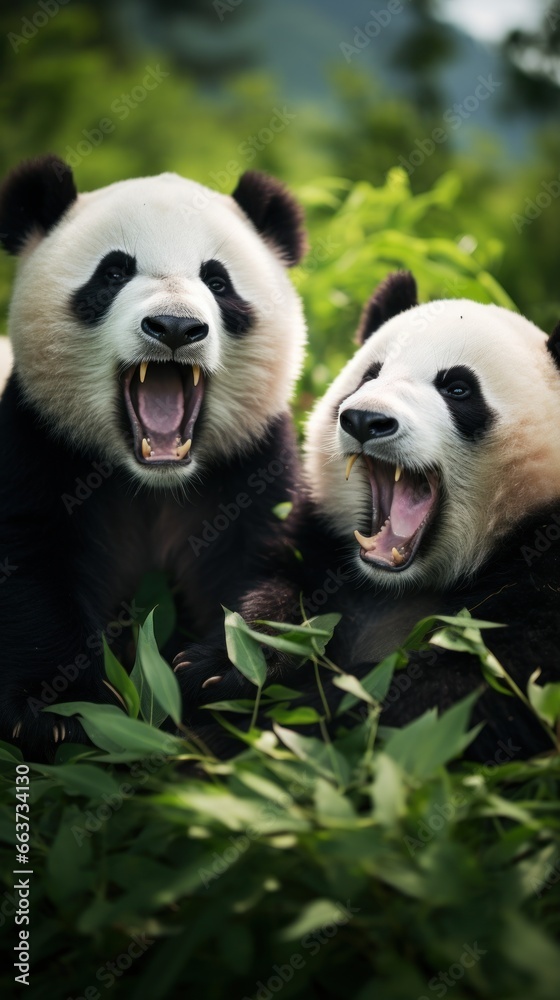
[0, 373, 301, 761]
[72, 250, 137, 325]
[356, 270, 417, 344]
[435, 365, 496, 441]
[547, 321, 560, 370]
[199, 259, 254, 336]
[232, 171, 307, 267]
[0, 154, 77, 255]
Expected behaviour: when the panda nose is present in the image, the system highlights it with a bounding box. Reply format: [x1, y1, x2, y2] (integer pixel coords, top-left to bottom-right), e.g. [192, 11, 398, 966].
[340, 408, 399, 443]
[141, 315, 209, 351]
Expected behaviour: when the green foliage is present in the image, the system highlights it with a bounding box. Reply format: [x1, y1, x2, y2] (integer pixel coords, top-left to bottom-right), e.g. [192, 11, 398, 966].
[1, 609, 560, 998]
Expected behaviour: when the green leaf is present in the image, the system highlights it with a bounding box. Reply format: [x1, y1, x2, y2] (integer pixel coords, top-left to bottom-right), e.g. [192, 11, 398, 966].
[262, 684, 303, 701]
[337, 655, 396, 713]
[280, 898, 354, 940]
[371, 752, 408, 825]
[333, 673, 377, 709]
[527, 672, 560, 727]
[43, 702, 184, 756]
[224, 608, 267, 687]
[130, 610, 182, 725]
[384, 691, 483, 779]
[255, 620, 332, 637]
[133, 570, 177, 646]
[201, 700, 255, 714]
[37, 762, 123, 799]
[103, 636, 140, 718]
[265, 706, 322, 725]
[272, 501, 293, 520]
[313, 777, 356, 826]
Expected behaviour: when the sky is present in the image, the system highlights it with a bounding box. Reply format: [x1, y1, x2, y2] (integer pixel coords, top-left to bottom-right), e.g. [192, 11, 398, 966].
[434, 0, 550, 43]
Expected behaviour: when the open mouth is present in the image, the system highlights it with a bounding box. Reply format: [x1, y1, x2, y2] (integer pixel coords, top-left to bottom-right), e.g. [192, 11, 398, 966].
[122, 361, 205, 465]
[346, 455, 438, 571]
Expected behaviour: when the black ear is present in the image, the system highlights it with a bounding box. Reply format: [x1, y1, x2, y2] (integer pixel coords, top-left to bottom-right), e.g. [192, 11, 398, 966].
[547, 322, 560, 372]
[231, 170, 307, 267]
[0, 154, 77, 255]
[357, 271, 418, 344]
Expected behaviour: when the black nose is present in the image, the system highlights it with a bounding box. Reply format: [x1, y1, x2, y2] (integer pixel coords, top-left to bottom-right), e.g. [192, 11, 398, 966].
[340, 408, 399, 443]
[141, 315, 209, 351]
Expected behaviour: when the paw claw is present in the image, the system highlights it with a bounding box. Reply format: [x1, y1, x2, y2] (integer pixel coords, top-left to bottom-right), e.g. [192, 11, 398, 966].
[202, 675, 223, 689]
[12, 721, 22, 739]
[173, 660, 191, 673]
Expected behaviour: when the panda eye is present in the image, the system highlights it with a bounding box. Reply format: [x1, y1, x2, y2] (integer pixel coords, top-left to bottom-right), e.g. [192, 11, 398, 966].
[440, 380, 471, 399]
[206, 275, 227, 294]
[105, 267, 127, 283]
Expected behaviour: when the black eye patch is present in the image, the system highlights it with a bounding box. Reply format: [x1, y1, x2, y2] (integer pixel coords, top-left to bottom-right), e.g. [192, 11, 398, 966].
[200, 259, 253, 336]
[71, 250, 136, 325]
[434, 364, 495, 441]
[360, 360, 383, 384]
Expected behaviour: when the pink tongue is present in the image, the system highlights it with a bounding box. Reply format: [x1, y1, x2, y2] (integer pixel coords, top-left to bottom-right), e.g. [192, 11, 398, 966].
[390, 480, 434, 539]
[137, 366, 184, 435]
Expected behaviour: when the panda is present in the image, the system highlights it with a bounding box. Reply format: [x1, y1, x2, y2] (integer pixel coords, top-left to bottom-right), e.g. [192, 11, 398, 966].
[181, 271, 560, 762]
[0, 154, 307, 760]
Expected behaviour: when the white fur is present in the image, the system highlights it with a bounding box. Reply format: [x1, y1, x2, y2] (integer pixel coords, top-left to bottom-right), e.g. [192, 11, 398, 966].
[305, 299, 560, 590]
[7, 173, 306, 486]
[0, 337, 12, 395]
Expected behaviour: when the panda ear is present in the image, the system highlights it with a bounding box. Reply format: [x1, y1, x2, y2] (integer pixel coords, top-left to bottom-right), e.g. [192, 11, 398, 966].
[357, 271, 418, 344]
[231, 170, 307, 267]
[547, 322, 560, 372]
[0, 154, 77, 255]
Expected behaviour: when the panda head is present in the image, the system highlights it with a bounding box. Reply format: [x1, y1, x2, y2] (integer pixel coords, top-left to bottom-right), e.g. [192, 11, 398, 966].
[305, 272, 560, 590]
[0, 155, 307, 485]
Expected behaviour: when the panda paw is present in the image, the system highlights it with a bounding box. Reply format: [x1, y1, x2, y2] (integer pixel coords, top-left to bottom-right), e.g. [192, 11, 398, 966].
[172, 643, 253, 716]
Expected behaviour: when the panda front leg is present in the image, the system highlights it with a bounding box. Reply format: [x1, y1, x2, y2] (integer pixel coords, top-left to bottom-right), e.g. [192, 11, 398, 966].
[0, 556, 121, 761]
[173, 577, 304, 723]
[0, 518, 122, 762]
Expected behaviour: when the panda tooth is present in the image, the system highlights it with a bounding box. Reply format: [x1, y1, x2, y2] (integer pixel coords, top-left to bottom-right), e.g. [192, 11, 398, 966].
[142, 437, 152, 459]
[176, 438, 192, 460]
[139, 361, 149, 383]
[395, 466, 402, 483]
[193, 365, 201, 387]
[345, 454, 358, 480]
[354, 529, 377, 551]
[392, 547, 405, 566]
